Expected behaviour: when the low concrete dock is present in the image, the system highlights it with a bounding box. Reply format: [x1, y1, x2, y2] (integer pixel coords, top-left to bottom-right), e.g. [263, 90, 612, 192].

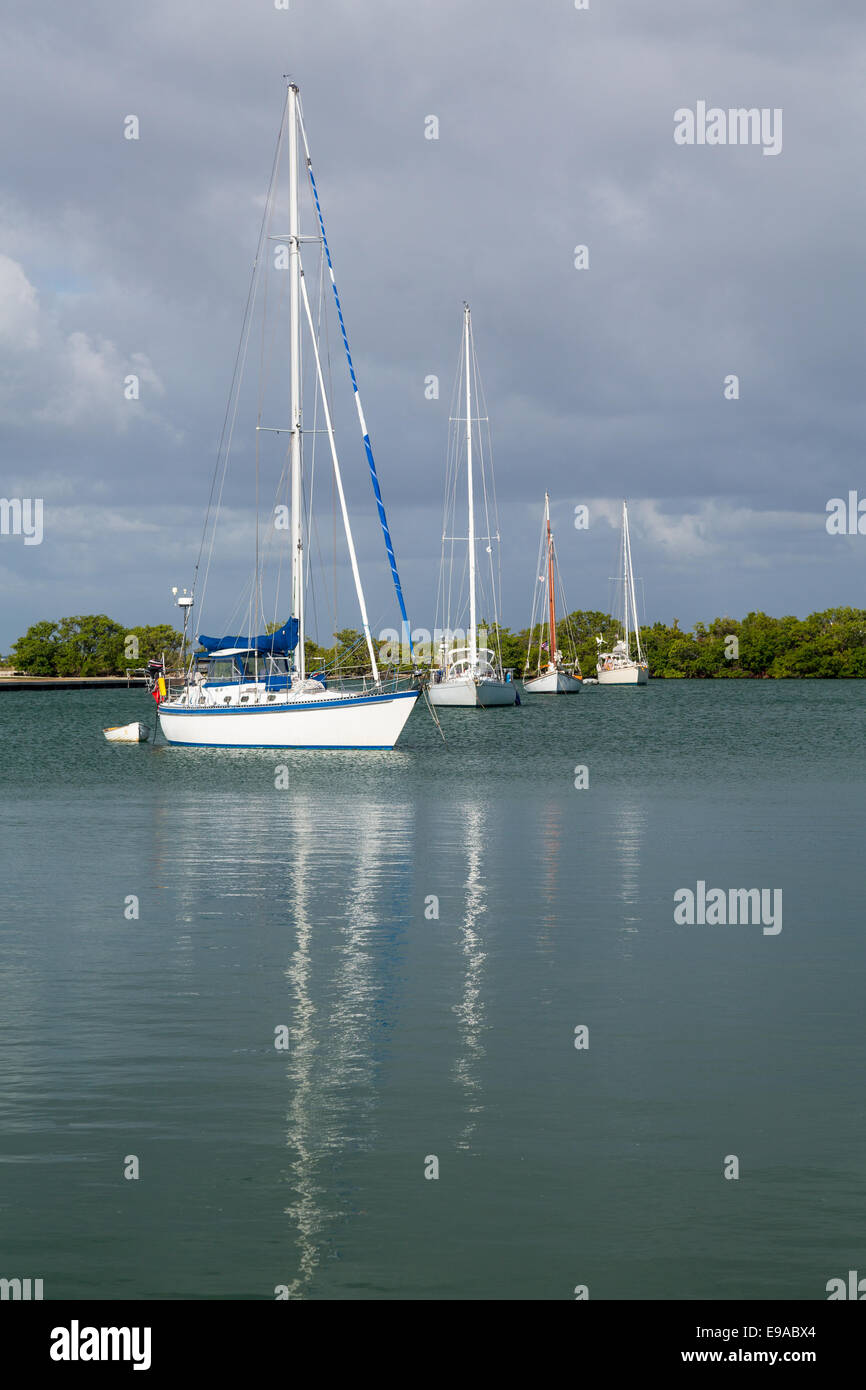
[0, 675, 146, 692]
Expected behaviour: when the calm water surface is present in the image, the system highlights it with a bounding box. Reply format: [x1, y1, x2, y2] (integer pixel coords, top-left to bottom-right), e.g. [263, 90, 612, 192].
[0, 680, 863, 1299]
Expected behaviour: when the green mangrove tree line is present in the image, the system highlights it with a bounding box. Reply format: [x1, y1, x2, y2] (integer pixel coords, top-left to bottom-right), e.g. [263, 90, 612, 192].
[6, 607, 866, 678]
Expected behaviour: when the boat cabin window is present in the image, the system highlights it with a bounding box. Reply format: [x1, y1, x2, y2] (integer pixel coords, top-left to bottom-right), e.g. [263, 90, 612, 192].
[266, 655, 289, 675]
[205, 659, 237, 680]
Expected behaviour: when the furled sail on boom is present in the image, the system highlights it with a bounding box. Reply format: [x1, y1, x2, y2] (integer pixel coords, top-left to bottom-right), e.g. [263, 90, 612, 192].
[197, 619, 299, 655]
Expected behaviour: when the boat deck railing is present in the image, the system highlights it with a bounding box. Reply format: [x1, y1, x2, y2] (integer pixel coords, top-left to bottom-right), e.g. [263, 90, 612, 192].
[162, 669, 421, 707]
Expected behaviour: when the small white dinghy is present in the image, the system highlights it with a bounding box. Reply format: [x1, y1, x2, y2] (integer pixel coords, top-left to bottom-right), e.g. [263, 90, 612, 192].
[103, 721, 150, 743]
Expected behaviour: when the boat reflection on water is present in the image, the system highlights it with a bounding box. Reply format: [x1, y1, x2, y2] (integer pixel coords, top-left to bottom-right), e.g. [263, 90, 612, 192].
[147, 768, 499, 1291]
[537, 798, 564, 943]
[149, 772, 416, 1299]
[281, 810, 319, 1299]
[612, 801, 646, 954]
[451, 803, 489, 1151]
[280, 795, 414, 1297]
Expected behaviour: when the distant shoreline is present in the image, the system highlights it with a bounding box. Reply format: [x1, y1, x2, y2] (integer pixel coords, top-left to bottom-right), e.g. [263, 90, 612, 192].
[0, 676, 146, 691]
[0, 673, 862, 693]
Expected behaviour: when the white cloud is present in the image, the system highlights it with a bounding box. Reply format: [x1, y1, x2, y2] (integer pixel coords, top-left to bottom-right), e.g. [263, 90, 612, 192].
[0, 254, 168, 432]
[588, 497, 816, 564]
[0, 253, 39, 349]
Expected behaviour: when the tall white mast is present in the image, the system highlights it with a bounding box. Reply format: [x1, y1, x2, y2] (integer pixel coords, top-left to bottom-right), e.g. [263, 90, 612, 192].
[288, 83, 305, 679]
[621, 500, 629, 656]
[465, 304, 477, 673]
[624, 500, 642, 661]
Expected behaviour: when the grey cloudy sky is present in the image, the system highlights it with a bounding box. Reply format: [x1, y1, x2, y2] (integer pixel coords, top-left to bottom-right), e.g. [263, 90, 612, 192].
[1, 0, 864, 652]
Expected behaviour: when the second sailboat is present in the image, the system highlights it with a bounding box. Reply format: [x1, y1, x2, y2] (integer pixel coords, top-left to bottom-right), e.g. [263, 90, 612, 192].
[430, 305, 515, 708]
[596, 500, 649, 685]
[523, 493, 582, 693]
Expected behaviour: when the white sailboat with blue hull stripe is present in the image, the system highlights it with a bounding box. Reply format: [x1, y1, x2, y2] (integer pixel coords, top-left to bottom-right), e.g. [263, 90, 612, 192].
[158, 83, 419, 750]
[158, 681, 418, 750]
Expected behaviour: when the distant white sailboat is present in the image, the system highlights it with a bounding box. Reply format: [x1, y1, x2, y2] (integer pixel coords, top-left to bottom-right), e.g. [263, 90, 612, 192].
[597, 500, 649, 686]
[156, 83, 419, 749]
[429, 304, 516, 709]
[523, 493, 582, 694]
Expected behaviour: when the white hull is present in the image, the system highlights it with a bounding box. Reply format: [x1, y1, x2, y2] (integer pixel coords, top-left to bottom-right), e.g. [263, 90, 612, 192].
[103, 721, 149, 742]
[428, 676, 516, 708]
[158, 689, 418, 748]
[596, 664, 648, 686]
[523, 670, 582, 694]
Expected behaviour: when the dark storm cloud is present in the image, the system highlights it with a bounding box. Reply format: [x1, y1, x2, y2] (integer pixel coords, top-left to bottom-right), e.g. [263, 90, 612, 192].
[0, 0, 864, 648]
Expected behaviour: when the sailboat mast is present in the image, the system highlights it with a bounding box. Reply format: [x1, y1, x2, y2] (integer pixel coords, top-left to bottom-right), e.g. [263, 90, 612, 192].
[624, 500, 642, 660]
[621, 499, 630, 656]
[464, 304, 477, 673]
[288, 83, 305, 680]
[546, 492, 557, 669]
